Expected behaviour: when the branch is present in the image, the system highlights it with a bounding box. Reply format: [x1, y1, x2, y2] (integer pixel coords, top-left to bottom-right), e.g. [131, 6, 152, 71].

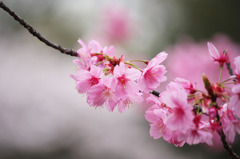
[0, 1, 78, 57]
[218, 129, 240, 159]
[226, 63, 234, 76]
[151, 90, 160, 97]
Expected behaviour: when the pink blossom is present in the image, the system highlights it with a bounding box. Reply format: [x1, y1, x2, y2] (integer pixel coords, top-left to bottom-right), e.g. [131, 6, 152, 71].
[221, 108, 240, 143]
[174, 77, 196, 94]
[138, 52, 167, 92]
[145, 105, 167, 139]
[71, 65, 102, 93]
[185, 122, 213, 145]
[229, 84, 240, 118]
[76, 39, 115, 70]
[234, 56, 240, 75]
[112, 63, 141, 99]
[161, 82, 194, 132]
[117, 92, 143, 113]
[223, 119, 240, 143]
[207, 42, 220, 61]
[87, 78, 118, 111]
[208, 107, 218, 120]
[101, 5, 133, 43]
[146, 94, 161, 106]
[207, 42, 229, 66]
[166, 35, 239, 89]
[77, 39, 103, 56]
[234, 56, 240, 81]
[75, 39, 102, 71]
[77, 39, 91, 56]
[166, 130, 186, 147]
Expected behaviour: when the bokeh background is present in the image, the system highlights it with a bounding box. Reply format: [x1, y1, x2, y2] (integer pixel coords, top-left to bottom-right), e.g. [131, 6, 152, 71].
[0, 0, 240, 159]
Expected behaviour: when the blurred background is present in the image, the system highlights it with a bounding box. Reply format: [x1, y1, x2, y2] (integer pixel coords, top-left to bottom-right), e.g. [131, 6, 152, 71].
[0, 0, 240, 159]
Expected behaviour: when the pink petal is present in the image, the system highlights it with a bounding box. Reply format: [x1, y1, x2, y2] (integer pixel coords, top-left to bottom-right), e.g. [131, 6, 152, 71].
[88, 40, 102, 53]
[90, 65, 102, 78]
[103, 46, 115, 56]
[207, 42, 220, 60]
[148, 52, 168, 67]
[78, 39, 88, 50]
[234, 56, 240, 75]
[76, 80, 91, 93]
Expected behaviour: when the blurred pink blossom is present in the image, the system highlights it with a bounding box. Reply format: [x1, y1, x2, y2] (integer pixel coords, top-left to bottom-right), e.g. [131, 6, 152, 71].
[207, 42, 229, 66]
[100, 5, 134, 43]
[166, 35, 240, 89]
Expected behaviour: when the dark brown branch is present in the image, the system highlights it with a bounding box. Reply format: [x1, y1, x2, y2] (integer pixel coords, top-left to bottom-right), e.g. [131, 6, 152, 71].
[151, 90, 160, 97]
[0, 1, 78, 57]
[203, 74, 240, 159]
[226, 63, 234, 76]
[218, 129, 240, 159]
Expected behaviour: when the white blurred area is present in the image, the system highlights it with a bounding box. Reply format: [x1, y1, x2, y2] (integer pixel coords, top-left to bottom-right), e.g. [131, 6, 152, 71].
[1, 0, 238, 159]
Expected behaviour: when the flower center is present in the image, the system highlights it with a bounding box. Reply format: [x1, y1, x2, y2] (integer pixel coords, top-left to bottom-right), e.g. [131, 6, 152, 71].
[90, 77, 100, 86]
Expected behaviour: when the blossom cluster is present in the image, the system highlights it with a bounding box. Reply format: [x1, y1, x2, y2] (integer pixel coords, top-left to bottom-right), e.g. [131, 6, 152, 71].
[71, 39, 167, 113]
[72, 40, 240, 147]
[145, 42, 240, 146]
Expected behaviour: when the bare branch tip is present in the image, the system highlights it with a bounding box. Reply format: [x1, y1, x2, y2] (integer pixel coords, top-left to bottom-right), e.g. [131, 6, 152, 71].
[0, 1, 79, 57]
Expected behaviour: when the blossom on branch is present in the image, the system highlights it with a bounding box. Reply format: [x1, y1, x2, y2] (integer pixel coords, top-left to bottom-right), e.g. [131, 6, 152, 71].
[138, 52, 167, 92]
[72, 39, 167, 113]
[207, 42, 229, 66]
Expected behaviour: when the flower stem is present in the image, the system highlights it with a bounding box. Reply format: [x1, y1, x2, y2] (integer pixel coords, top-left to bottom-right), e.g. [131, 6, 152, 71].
[94, 53, 111, 59]
[128, 59, 147, 64]
[221, 82, 235, 85]
[124, 62, 142, 71]
[218, 129, 240, 159]
[221, 77, 236, 84]
[96, 60, 108, 66]
[219, 66, 223, 83]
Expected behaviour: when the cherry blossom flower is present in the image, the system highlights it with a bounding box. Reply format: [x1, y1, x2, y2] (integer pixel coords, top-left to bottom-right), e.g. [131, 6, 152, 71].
[71, 65, 102, 93]
[207, 42, 229, 66]
[117, 92, 143, 113]
[76, 39, 115, 70]
[185, 123, 213, 145]
[161, 82, 194, 132]
[102, 5, 133, 43]
[174, 77, 196, 94]
[221, 105, 240, 143]
[234, 56, 240, 82]
[138, 52, 167, 92]
[112, 62, 141, 99]
[87, 78, 118, 111]
[229, 84, 240, 118]
[166, 130, 186, 147]
[145, 105, 167, 139]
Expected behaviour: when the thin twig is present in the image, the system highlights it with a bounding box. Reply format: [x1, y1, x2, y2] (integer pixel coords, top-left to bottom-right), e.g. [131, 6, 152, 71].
[151, 90, 160, 97]
[0, 1, 78, 57]
[218, 129, 240, 159]
[226, 63, 234, 76]
[205, 74, 240, 159]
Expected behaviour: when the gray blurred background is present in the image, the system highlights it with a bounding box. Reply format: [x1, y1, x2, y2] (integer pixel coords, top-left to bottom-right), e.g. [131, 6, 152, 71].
[0, 0, 240, 159]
